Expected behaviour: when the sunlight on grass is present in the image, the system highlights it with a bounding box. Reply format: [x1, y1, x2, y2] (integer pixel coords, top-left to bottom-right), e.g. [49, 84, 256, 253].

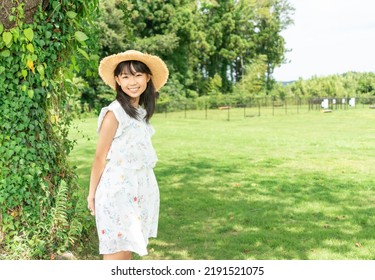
[69, 108, 375, 260]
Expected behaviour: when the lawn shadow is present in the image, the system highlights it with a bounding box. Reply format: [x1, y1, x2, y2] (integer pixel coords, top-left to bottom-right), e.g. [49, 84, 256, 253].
[151, 157, 375, 260]
[69, 131, 375, 260]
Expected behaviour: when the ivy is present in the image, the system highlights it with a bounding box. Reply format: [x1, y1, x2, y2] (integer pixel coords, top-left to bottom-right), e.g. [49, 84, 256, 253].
[0, 0, 98, 259]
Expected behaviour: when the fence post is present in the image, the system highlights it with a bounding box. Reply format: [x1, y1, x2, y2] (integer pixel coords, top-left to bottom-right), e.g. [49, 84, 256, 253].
[296, 97, 299, 114]
[205, 104, 208, 120]
[184, 103, 187, 119]
[258, 100, 261, 117]
[285, 99, 287, 115]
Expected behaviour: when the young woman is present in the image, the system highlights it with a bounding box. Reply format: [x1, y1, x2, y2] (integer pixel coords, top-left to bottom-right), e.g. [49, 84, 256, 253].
[87, 50, 168, 260]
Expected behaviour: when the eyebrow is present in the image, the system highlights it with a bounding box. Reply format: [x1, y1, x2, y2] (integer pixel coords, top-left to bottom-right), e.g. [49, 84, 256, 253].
[120, 71, 144, 75]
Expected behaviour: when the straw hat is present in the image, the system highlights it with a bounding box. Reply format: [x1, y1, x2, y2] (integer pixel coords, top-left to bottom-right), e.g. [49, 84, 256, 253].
[98, 50, 169, 91]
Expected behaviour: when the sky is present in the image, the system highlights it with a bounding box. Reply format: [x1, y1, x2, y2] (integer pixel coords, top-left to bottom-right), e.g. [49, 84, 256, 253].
[272, 0, 375, 81]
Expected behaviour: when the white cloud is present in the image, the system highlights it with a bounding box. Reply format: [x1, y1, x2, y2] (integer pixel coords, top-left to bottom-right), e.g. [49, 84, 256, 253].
[273, 0, 375, 81]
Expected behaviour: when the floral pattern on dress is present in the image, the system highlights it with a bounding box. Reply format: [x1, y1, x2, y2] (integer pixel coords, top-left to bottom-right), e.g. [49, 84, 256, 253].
[94, 100, 159, 256]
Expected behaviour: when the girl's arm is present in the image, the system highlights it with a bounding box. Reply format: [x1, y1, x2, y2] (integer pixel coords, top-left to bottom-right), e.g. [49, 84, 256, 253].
[87, 111, 118, 215]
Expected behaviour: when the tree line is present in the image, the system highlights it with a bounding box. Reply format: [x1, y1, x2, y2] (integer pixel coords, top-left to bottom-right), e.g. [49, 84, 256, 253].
[76, 0, 375, 114]
[281, 72, 375, 101]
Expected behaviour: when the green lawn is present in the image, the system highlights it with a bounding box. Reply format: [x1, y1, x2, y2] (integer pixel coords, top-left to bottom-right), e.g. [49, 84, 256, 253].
[69, 107, 375, 260]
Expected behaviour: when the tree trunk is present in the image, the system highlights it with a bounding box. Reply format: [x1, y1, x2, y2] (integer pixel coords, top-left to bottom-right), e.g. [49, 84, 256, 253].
[0, 0, 49, 28]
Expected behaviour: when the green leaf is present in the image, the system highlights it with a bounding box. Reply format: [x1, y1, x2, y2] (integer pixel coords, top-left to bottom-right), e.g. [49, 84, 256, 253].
[90, 54, 100, 61]
[22, 70, 28, 78]
[27, 89, 34, 99]
[45, 31, 52, 39]
[23, 28, 34, 42]
[26, 43, 34, 53]
[74, 31, 88, 43]
[37, 64, 45, 77]
[11, 27, 20, 42]
[0, 23, 3, 35]
[77, 47, 89, 60]
[67, 11, 77, 19]
[1, 50, 10, 57]
[3, 32, 13, 46]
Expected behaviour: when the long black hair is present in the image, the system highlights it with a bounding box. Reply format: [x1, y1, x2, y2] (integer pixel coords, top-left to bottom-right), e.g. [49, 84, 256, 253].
[114, 60, 157, 122]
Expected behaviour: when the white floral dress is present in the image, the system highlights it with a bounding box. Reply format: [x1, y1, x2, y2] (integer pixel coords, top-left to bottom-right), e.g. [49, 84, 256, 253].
[94, 100, 159, 256]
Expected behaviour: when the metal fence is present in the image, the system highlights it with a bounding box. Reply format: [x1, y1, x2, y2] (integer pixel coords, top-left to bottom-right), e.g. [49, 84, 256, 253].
[155, 96, 375, 121]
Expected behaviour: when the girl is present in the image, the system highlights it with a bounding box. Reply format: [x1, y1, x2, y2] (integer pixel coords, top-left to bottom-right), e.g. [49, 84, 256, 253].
[87, 50, 168, 260]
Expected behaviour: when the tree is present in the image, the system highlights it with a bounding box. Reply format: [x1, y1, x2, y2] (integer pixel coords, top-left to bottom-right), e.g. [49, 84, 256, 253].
[98, 0, 129, 57]
[0, 0, 98, 259]
[357, 72, 375, 95]
[196, 0, 237, 91]
[235, 54, 268, 101]
[253, 0, 294, 94]
[193, 0, 294, 93]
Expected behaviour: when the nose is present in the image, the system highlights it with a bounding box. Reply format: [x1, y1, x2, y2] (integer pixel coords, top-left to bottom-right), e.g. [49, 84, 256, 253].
[128, 75, 137, 84]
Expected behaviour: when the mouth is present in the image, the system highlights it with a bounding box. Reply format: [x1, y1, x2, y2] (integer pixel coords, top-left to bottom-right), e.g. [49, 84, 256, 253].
[128, 87, 140, 93]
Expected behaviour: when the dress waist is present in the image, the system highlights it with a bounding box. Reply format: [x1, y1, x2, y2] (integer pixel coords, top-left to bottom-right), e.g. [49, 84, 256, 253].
[106, 156, 158, 170]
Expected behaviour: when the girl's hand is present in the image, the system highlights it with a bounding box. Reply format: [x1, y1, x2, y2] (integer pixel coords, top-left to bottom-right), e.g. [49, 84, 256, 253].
[87, 196, 95, 216]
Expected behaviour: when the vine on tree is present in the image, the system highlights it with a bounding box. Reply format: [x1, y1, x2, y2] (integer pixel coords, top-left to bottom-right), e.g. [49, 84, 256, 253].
[0, 0, 98, 259]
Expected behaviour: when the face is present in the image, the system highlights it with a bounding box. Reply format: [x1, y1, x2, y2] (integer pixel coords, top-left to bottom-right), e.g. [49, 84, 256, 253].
[115, 64, 151, 102]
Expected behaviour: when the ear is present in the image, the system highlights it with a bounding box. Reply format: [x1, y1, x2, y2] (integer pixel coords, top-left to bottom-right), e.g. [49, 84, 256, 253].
[115, 76, 121, 86]
[147, 74, 151, 83]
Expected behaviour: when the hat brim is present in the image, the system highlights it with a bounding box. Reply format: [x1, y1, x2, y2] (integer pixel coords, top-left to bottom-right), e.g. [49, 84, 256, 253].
[98, 50, 169, 91]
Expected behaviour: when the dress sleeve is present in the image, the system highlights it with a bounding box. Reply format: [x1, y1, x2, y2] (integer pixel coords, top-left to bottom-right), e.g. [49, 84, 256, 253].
[97, 101, 126, 138]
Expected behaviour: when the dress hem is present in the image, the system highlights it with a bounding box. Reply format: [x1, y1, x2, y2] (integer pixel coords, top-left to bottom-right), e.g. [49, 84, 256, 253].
[99, 235, 157, 257]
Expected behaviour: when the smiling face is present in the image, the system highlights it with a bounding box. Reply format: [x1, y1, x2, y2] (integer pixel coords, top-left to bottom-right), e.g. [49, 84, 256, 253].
[114, 61, 151, 105]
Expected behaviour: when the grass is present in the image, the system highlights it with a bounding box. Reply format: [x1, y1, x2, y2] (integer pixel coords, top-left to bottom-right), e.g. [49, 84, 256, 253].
[69, 107, 375, 260]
